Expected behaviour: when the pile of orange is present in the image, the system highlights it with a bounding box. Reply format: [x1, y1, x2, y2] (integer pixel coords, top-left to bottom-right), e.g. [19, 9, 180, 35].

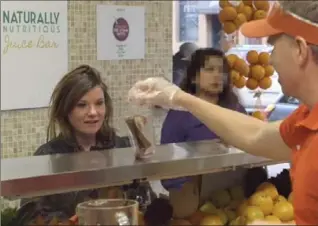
[226, 54, 250, 88]
[245, 50, 274, 90]
[219, 0, 270, 34]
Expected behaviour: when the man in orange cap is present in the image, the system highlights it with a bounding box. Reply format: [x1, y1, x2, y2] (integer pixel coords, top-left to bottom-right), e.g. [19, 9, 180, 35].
[128, 1, 318, 225]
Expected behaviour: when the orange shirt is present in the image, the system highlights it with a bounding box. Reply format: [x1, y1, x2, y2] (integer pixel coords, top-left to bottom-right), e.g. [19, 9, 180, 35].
[280, 104, 318, 225]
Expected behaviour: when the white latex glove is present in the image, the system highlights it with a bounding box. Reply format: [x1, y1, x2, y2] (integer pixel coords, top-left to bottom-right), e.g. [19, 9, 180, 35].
[128, 77, 184, 110]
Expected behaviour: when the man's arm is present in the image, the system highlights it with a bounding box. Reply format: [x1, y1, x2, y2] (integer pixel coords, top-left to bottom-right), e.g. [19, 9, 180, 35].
[174, 92, 291, 161]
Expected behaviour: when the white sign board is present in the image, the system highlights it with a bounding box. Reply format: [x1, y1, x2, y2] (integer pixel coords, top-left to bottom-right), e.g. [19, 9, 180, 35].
[96, 5, 145, 60]
[1, 1, 68, 110]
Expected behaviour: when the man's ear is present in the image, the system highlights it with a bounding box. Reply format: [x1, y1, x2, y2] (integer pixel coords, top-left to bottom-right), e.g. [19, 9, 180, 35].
[294, 36, 309, 67]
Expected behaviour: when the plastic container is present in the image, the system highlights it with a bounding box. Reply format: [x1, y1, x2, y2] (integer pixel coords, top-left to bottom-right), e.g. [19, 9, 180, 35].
[76, 199, 139, 225]
[125, 115, 155, 160]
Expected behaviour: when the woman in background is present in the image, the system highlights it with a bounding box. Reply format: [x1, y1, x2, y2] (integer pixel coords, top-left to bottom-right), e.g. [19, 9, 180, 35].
[161, 48, 246, 145]
[160, 48, 247, 218]
[18, 65, 132, 225]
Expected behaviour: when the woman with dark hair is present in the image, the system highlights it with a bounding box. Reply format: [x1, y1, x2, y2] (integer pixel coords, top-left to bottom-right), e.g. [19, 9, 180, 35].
[160, 49, 247, 201]
[161, 48, 246, 145]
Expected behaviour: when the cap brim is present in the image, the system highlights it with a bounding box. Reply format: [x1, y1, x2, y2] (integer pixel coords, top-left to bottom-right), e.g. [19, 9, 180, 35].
[240, 19, 282, 38]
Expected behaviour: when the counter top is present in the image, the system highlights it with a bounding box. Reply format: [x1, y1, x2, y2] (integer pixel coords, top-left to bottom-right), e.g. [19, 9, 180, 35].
[1, 140, 283, 199]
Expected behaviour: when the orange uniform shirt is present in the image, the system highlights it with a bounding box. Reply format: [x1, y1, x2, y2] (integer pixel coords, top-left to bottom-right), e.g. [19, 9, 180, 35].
[280, 104, 318, 225]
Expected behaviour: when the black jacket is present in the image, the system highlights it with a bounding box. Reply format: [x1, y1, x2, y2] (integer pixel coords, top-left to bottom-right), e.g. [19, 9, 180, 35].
[17, 135, 131, 225]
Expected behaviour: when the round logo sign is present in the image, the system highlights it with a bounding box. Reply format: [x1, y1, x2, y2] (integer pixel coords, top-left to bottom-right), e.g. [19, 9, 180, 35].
[113, 17, 129, 41]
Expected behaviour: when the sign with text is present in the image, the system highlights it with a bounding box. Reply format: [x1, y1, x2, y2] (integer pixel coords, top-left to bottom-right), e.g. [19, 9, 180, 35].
[1, 1, 68, 110]
[96, 5, 145, 60]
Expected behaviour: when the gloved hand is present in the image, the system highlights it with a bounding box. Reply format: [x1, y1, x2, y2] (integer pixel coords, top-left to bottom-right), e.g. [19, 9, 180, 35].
[161, 177, 189, 190]
[128, 77, 184, 110]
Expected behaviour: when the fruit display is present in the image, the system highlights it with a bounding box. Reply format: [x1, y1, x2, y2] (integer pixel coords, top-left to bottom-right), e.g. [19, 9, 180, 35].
[227, 51, 274, 91]
[227, 54, 249, 88]
[157, 167, 293, 226]
[245, 50, 274, 91]
[218, 0, 270, 34]
[7, 169, 292, 226]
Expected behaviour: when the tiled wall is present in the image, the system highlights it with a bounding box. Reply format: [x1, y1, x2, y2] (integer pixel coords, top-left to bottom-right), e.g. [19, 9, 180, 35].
[1, 1, 172, 159]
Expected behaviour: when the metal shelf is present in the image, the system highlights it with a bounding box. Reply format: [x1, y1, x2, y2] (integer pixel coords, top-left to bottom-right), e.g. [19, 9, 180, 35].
[1, 140, 284, 199]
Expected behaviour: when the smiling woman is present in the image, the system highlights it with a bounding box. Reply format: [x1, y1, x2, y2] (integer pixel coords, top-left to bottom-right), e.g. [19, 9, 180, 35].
[17, 65, 135, 225]
[42, 64, 129, 152]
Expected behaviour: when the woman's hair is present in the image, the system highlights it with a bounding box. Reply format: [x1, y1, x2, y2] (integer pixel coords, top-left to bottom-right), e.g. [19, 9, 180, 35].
[179, 48, 240, 108]
[47, 65, 115, 142]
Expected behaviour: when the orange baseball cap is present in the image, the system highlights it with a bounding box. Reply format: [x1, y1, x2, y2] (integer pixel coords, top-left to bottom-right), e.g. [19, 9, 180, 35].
[240, 2, 318, 45]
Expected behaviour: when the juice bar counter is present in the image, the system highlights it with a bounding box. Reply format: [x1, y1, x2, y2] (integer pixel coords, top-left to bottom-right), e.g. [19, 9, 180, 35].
[1, 140, 286, 199]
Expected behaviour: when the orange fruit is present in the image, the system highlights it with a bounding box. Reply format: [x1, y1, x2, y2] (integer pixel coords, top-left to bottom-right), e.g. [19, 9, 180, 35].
[258, 52, 270, 65]
[241, 5, 254, 21]
[249, 191, 274, 216]
[243, 206, 265, 223]
[226, 54, 239, 68]
[234, 76, 246, 88]
[252, 111, 266, 121]
[243, 69, 252, 77]
[253, 10, 267, 20]
[242, 0, 253, 6]
[234, 59, 249, 76]
[272, 201, 294, 222]
[254, 0, 270, 12]
[234, 13, 247, 27]
[230, 70, 241, 82]
[264, 65, 275, 77]
[246, 50, 259, 65]
[288, 192, 293, 204]
[250, 65, 265, 80]
[237, 200, 249, 216]
[274, 195, 287, 205]
[265, 215, 282, 223]
[246, 78, 259, 90]
[200, 215, 223, 226]
[219, 0, 233, 8]
[259, 77, 272, 90]
[236, 2, 245, 13]
[189, 211, 206, 225]
[223, 21, 237, 34]
[246, 70, 252, 78]
[219, 6, 238, 22]
[256, 182, 279, 200]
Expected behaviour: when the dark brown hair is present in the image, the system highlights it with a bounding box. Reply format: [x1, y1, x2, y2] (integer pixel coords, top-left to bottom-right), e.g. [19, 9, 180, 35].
[179, 48, 240, 108]
[47, 65, 114, 142]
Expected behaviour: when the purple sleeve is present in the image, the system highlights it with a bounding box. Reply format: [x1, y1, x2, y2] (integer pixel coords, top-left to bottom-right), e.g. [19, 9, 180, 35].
[236, 103, 247, 114]
[160, 110, 186, 144]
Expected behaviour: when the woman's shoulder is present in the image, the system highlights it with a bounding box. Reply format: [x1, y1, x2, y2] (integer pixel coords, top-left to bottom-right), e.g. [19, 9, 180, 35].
[34, 133, 132, 156]
[34, 137, 74, 156]
[166, 109, 191, 118]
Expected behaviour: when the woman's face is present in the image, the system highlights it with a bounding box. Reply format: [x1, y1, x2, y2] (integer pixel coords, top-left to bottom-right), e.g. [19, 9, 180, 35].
[197, 55, 224, 94]
[68, 86, 106, 137]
